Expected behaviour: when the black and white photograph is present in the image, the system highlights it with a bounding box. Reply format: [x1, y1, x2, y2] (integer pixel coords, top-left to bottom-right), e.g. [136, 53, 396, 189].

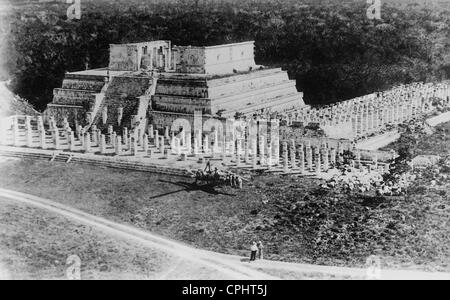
[0, 0, 449, 285]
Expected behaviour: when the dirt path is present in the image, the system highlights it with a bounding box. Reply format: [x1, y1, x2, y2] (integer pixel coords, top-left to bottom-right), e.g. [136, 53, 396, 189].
[0, 188, 276, 280]
[1, 188, 449, 280]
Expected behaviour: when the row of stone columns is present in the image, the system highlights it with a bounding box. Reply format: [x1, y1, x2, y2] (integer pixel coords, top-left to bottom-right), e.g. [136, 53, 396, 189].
[280, 82, 450, 139]
[4, 116, 391, 175]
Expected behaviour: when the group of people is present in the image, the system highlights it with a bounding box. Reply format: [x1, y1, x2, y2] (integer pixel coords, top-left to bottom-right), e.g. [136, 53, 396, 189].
[249, 241, 264, 262]
[194, 167, 243, 189]
[225, 172, 243, 189]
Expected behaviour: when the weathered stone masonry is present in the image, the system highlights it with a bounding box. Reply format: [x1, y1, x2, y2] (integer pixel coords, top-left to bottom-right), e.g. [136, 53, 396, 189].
[44, 40, 306, 132]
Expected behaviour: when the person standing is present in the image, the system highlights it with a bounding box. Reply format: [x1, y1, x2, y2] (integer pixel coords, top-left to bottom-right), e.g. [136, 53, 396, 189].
[236, 176, 243, 190]
[250, 242, 258, 262]
[257, 241, 264, 260]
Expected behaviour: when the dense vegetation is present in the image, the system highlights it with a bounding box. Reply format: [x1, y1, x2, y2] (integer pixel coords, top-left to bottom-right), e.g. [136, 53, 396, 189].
[2, 0, 450, 110]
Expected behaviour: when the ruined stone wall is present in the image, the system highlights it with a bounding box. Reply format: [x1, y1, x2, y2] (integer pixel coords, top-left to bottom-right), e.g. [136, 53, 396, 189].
[52, 89, 97, 109]
[109, 44, 139, 71]
[152, 95, 211, 114]
[203, 42, 256, 75]
[174, 41, 256, 75]
[151, 111, 196, 130]
[207, 68, 286, 98]
[44, 105, 86, 126]
[174, 47, 206, 74]
[155, 79, 208, 98]
[109, 41, 172, 72]
[61, 78, 105, 91]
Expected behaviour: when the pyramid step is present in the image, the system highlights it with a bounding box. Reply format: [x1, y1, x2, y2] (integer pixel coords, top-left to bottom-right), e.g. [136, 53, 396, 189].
[212, 81, 297, 106]
[222, 93, 304, 117]
[207, 69, 289, 98]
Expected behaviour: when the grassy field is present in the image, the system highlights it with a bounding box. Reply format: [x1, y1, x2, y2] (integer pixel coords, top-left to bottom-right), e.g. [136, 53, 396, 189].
[0, 124, 449, 273]
[0, 196, 231, 279]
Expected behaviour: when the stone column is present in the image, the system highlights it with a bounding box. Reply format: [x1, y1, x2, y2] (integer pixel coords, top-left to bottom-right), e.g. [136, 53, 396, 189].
[97, 128, 102, 144]
[49, 116, 57, 130]
[132, 137, 138, 156]
[143, 134, 149, 156]
[76, 125, 82, 139]
[148, 125, 154, 139]
[283, 149, 289, 173]
[290, 147, 297, 169]
[252, 139, 257, 159]
[306, 143, 313, 171]
[193, 137, 199, 156]
[176, 138, 182, 156]
[364, 107, 370, 135]
[164, 127, 170, 140]
[282, 142, 289, 173]
[269, 145, 276, 169]
[91, 129, 98, 146]
[155, 130, 160, 148]
[244, 141, 250, 164]
[138, 129, 144, 147]
[330, 148, 337, 166]
[186, 132, 192, 154]
[115, 136, 122, 155]
[252, 152, 258, 169]
[25, 116, 33, 147]
[123, 128, 129, 146]
[236, 142, 241, 167]
[37, 116, 44, 131]
[259, 139, 266, 165]
[159, 136, 165, 154]
[351, 116, 357, 138]
[271, 120, 280, 165]
[374, 108, 379, 130]
[111, 132, 117, 149]
[100, 134, 107, 154]
[12, 116, 20, 147]
[40, 126, 47, 150]
[171, 135, 177, 154]
[213, 130, 219, 153]
[203, 135, 209, 154]
[323, 147, 329, 172]
[69, 131, 76, 152]
[315, 147, 321, 174]
[84, 132, 91, 153]
[54, 128, 62, 150]
[298, 146, 305, 174]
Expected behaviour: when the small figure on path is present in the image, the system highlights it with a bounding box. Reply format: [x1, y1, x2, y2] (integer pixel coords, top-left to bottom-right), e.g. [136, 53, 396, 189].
[250, 242, 258, 262]
[257, 241, 264, 260]
[236, 176, 243, 190]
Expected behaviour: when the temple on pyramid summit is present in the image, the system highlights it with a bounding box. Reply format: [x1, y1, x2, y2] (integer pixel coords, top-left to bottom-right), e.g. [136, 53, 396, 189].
[44, 40, 306, 132]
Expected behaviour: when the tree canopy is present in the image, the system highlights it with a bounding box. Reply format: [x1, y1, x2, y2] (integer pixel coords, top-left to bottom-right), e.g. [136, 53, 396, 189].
[3, 0, 449, 110]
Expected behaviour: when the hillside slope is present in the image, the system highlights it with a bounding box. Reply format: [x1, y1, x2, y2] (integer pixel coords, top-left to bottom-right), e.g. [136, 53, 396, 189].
[0, 81, 39, 117]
